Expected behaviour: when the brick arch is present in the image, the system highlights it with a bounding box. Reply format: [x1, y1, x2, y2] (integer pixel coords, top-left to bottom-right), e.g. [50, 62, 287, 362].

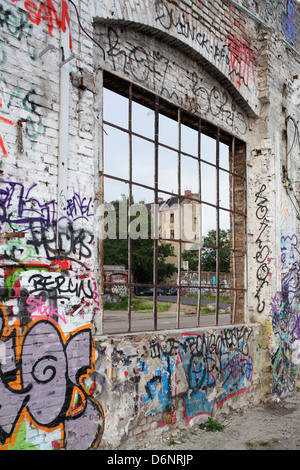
[94, 20, 250, 138]
[93, 0, 260, 119]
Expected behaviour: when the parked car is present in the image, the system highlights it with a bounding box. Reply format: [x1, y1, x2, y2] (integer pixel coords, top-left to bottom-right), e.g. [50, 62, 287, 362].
[167, 287, 177, 296]
[139, 288, 164, 296]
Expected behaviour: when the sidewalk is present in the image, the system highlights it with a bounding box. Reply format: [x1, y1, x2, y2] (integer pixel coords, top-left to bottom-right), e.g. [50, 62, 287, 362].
[122, 392, 300, 451]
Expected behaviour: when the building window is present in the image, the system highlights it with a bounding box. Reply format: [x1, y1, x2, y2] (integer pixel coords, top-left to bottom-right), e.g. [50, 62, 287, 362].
[101, 72, 247, 334]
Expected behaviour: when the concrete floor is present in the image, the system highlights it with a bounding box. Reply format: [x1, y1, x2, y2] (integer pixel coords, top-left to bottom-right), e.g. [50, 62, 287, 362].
[121, 392, 300, 451]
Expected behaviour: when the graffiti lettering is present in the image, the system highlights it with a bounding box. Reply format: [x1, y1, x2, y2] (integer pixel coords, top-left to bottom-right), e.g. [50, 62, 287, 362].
[28, 272, 94, 299]
[0, 181, 56, 231]
[62, 192, 94, 223]
[154, 0, 256, 90]
[26, 295, 67, 323]
[9, 0, 72, 49]
[27, 222, 94, 263]
[0, 180, 95, 235]
[227, 33, 257, 90]
[137, 327, 253, 419]
[100, 25, 248, 135]
[0, 3, 33, 41]
[254, 184, 270, 313]
[191, 75, 247, 135]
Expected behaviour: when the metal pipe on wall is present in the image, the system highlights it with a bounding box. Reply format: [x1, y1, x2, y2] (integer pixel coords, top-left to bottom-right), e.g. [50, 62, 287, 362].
[57, 0, 72, 243]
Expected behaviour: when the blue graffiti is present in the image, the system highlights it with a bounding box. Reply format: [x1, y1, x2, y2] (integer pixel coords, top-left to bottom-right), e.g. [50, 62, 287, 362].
[282, 0, 296, 46]
[178, 333, 253, 419]
[138, 330, 253, 420]
[281, 233, 300, 270]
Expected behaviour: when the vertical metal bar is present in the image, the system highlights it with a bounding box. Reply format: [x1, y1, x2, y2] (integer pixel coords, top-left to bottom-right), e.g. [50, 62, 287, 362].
[177, 109, 181, 329]
[128, 83, 133, 332]
[243, 141, 247, 324]
[215, 128, 220, 326]
[197, 118, 202, 327]
[96, 72, 105, 334]
[231, 137, 237, 324]
[57, 3, 71, 242]
[154, 96, 159, 331]
[98, 70, 105, 337]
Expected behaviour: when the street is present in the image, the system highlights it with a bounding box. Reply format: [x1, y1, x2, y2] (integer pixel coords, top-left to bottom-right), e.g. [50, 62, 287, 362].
[104, 296, 231, 334]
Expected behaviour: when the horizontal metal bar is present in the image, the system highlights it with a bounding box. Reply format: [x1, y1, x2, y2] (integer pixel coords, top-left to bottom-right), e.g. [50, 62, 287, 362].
[59, 52, 76, 68]
[225, 0, 266, 25]
[281, 38, 300, 57]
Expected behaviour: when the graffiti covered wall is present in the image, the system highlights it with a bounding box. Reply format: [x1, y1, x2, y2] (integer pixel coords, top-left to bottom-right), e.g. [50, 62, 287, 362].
[0, 0, 300, 451]
[96, 325, 260, 448]
[0, 180, 104, 449]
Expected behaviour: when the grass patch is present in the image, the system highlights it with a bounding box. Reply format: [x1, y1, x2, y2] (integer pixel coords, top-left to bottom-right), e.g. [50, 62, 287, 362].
[105, 297, 171, 313]
[199, 417, 224, 433]
[246, 438, 279, 450]
[245, 441, 256, 450]
[190, 294, 230, 304]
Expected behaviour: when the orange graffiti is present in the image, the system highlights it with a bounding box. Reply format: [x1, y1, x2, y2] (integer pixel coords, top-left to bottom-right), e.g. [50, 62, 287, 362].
[0, 302, 103, 450]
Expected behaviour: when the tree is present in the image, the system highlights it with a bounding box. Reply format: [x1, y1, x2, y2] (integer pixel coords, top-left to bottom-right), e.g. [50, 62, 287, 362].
[103, 198, 177, 284]
[182, 229, 230, 272]
[181, 248, 199, 271]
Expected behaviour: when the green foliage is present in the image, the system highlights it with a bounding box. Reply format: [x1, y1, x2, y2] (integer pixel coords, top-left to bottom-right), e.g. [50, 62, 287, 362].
[202, 229, 230, 272]
[182, 229, 230, 272]
[103, 199, 177, 283]
[105, 297, 171, 313]
[181, 248, 199, 271]
[199, 417, 224, 433]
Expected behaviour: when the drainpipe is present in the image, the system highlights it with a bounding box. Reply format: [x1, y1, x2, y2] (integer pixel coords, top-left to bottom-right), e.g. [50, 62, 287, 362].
[57, 0, 73, 241]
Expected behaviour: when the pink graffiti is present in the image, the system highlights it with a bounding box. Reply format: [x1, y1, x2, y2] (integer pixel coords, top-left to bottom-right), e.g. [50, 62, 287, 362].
[26, 296, 66, 324]
[227, 33, 257, 89]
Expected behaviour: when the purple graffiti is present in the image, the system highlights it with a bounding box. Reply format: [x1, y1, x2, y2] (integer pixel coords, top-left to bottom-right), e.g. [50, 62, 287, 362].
[0, 180, 94, 234]
[0, 308, 104, 449]
[282, 0, 296, 46]
[270, 258, 300, 398]
[0, 181, 56, 231]
[61, 192, 94, 222]
[281, 233, 300, 269]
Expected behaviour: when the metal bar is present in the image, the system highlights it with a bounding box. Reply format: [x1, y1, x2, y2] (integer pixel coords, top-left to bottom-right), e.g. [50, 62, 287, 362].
[104, 121, 246, 182]
[59, 52, 76, 67]
[177, 109, 182, 329]
[39, 44, 56, 58]
[154, 96, 159, 331]
[231, 137, 237, 324]
[281, 38, 300, 58]
[225, 0, 266, 25]
[104, 281, 245, 291]
[197, 118, 202, 327]
[215, 128, 220, 326]
[128, 83, 133, 333]
[103, 174, 246, 219]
